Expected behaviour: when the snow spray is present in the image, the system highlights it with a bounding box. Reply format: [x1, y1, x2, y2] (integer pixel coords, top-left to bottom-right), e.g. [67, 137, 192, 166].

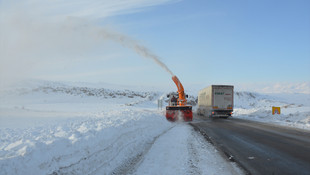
[176, 110, 185, 122]
[0, 14, 175, 87]
[97, 29, 174, 76]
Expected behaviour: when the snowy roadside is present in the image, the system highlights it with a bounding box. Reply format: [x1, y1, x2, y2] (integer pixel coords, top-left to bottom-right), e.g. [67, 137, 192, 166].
[0, 83, 170, 174]
[0, 82, 244, 175]
[0, 108, 172, 175]
[0, 109, 244, 175]
[233, 92, 310, 130]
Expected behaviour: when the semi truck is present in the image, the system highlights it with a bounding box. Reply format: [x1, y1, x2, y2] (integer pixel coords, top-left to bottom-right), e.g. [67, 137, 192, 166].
[197, 85, 234, 118]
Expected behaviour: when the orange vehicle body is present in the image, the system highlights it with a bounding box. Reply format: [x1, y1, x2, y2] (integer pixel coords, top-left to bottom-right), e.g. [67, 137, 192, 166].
[166, 76, 193, 122]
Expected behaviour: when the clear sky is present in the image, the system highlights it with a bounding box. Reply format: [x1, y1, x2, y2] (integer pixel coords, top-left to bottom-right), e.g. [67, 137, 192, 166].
[1, 0, 309, 93]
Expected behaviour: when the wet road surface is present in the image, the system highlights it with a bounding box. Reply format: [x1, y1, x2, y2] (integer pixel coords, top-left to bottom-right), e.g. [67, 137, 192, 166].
[190, 116, 310, 175]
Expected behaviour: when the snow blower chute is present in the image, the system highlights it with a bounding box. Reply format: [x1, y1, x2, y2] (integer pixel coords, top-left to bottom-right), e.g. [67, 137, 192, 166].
[166, 76, 193, 122]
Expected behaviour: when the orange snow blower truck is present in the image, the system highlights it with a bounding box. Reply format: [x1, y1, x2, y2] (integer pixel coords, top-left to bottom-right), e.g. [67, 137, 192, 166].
[166, 76, 193, 121]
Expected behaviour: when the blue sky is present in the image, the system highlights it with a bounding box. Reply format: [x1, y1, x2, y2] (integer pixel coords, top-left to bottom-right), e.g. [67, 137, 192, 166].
[107, 0, 310, 84]
[1, 0, 309, 92]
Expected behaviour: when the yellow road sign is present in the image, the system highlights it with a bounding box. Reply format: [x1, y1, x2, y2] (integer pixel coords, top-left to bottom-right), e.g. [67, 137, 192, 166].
[272, 106, 281, 115]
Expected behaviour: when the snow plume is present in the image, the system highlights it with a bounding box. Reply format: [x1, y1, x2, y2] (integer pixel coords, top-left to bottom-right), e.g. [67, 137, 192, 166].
[97, 29, 174, 76]
[0, 0, 176, 88]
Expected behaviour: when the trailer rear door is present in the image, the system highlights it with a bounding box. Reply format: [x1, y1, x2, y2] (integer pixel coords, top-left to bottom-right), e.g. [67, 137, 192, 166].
[213, 86, 233, 110]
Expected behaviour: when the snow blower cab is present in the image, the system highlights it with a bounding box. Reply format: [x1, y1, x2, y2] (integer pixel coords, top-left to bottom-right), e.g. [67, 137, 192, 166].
[166, 76, 193, 122]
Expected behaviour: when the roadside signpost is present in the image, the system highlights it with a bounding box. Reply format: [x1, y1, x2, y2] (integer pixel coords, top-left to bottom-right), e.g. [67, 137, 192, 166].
[272, 106, 281, 115]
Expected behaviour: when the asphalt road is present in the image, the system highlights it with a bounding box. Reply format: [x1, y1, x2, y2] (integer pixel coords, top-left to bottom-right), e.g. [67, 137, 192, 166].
[190, 116, 310, 175]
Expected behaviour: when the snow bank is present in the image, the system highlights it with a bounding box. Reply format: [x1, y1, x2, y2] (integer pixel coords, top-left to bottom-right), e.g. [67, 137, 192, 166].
[0, 107, 172, 175]
[0, 82, 171, 174]
[135, 124, 243, 175]
[234, 92, 310, 130]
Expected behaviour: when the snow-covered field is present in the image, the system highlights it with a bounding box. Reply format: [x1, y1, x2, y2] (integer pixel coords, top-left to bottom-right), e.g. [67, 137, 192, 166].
[233, 91, 310, 130]
[1, 80, 309, 174]
[0, 81, 242, 175]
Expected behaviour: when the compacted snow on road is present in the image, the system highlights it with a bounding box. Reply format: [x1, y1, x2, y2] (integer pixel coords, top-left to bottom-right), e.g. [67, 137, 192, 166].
[133, 124, 242, 175]
[0, 81, 243, 175]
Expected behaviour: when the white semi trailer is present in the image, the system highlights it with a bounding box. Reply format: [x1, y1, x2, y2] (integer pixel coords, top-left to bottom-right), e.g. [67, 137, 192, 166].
[197, 85, 234, 118]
